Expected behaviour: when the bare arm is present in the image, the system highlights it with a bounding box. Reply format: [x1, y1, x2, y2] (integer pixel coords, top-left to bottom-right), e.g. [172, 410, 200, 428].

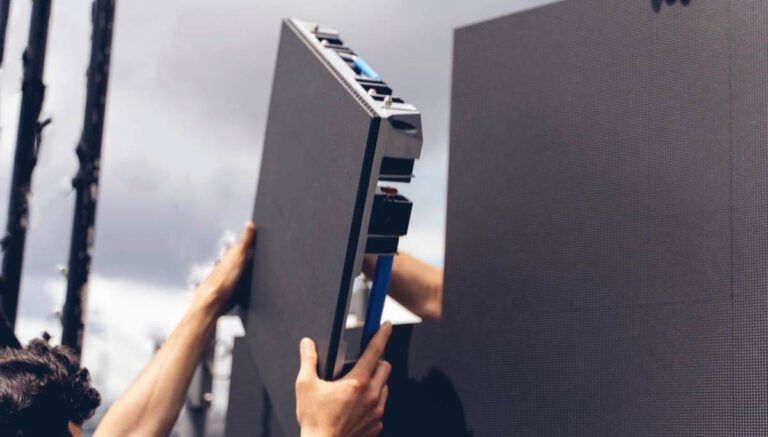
[94, 223, 255, 437]
[363, 251, 443, 320]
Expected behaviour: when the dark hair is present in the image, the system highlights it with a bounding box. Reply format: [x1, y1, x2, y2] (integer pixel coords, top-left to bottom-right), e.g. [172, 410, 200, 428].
[0, 338, 101, 436]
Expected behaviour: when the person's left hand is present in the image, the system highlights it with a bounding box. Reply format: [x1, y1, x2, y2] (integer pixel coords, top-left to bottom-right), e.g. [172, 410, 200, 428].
[193, 222, 256, 316]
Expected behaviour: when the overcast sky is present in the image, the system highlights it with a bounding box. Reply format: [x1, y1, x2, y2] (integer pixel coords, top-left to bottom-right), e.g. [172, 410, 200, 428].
[0, 0, 552, 433]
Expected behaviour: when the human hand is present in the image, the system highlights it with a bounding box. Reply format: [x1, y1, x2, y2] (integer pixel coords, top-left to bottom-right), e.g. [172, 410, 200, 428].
[295, 322, 393, 437]
[192, 222, 256, 317]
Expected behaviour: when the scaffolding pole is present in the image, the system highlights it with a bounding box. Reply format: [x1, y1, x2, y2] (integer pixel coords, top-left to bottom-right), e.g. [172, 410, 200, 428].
[0, 0, 11, 66]
[0, 0, 11, 345]
[0, 0, 51, 328]
[61, 0, 116, 354]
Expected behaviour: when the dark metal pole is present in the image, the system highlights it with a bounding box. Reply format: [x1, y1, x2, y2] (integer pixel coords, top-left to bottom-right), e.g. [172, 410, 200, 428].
[0, 309, 20, 348]
[0, 0, 51, 328]
[0, 1, 10, 339]
[0, 0, 11, 66]
[61, 0, 115, 354]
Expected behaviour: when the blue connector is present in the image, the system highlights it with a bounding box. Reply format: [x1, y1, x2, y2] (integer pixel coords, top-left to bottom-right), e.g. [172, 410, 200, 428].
[353, 56, 381, 81]
[361, 255, 394, 349]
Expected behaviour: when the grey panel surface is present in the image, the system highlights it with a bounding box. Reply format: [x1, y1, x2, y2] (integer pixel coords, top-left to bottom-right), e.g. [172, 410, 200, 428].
[242, 21, 380, 436]
[225, 338, 284, 437]
[400, 1, 768, 435]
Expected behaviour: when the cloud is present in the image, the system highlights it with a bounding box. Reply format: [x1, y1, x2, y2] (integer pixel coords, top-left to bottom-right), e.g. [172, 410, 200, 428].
[2, 0, 556, 434]
[16, 274, 245, 409]
[1, 0, 558, 299]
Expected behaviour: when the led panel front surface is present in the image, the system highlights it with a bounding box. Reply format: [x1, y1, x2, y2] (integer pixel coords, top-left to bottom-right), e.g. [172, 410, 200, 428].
[397, 1, 768, 435]
[242, 20, 379, 436]
[224, 338, 283, 437]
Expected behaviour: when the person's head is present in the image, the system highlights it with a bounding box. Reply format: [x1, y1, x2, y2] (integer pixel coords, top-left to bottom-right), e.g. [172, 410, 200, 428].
[0, 338, 100, 436]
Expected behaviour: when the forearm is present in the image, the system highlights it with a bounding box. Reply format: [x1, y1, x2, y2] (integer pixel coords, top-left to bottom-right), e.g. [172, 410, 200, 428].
[94, 223, 255, 437]
[94, 293, 218, 437]
[364, 252, 443, 320]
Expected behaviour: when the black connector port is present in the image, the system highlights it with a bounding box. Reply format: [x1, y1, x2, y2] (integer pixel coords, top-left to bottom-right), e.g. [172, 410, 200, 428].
[362, 83, 392, 96]
[314, 32, 343, 46]
[370, 95, 404, 104]
[368, 189, 412, 236]
[379, 158, 414, 182]
[365, 236, 399, 255]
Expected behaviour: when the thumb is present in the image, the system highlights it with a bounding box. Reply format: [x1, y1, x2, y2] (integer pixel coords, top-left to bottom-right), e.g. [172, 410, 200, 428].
[297, 337, 319, 383]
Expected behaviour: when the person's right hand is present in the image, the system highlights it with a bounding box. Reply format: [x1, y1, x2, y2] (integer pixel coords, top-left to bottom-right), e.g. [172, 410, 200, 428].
[295, 322, 393, 437]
